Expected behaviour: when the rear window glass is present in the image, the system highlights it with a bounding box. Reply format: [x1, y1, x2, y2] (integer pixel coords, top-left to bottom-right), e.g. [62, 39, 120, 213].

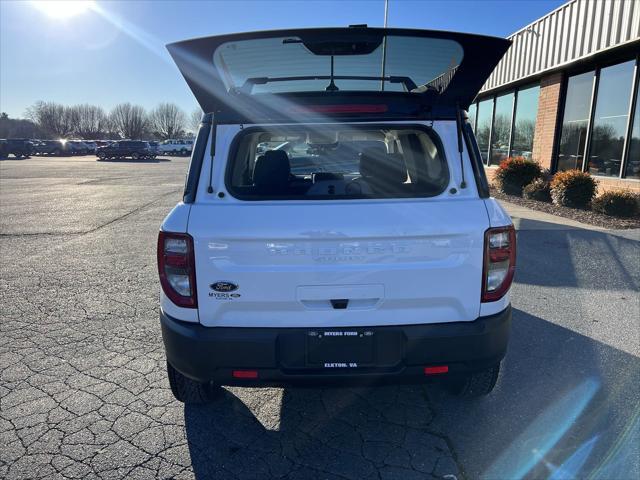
[226, 126, 449, 200]
[213, 35, 463, 94]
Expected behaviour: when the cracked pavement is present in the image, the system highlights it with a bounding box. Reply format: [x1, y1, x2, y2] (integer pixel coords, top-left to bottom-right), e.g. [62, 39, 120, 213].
[1, 155, 639, 479]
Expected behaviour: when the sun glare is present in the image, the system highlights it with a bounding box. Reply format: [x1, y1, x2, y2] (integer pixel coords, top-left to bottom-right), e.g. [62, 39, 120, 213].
[32, 1, 95, 19]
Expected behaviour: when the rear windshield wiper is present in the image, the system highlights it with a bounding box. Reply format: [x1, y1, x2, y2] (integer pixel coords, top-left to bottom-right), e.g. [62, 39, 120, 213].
[239, 75, 417, 94]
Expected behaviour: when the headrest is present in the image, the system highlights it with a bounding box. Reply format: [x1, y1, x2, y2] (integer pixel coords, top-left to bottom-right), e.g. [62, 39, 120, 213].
[312, 172, 344, 183]
[253, 150, 291, 190]
[359, 148, 406, 184]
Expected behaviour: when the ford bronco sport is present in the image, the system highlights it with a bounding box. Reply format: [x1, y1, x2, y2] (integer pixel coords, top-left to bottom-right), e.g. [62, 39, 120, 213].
[159, 27, 515, 403]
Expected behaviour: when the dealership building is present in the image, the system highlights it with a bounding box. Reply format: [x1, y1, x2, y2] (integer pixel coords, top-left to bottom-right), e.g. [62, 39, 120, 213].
[469, 0, 640, 193]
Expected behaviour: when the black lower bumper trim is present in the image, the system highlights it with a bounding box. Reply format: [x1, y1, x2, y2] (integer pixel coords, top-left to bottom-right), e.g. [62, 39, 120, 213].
[161, 306, 511, 386]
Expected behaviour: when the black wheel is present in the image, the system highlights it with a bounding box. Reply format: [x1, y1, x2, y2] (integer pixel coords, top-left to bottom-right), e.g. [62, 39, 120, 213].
[166, 361, 222, 404]
[97, 152, 105, 161]
[444, 363, 500, 397]
[180, 148, 188, 156]
[131, 152, 140, 160]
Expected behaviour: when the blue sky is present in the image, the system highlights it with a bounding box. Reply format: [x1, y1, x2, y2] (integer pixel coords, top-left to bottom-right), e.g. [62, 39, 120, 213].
[0, 0, 565, 118]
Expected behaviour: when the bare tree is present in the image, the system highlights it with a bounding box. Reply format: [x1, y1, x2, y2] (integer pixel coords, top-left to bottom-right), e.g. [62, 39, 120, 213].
[148, 103, 186, 140]
[110, 103, 147, 139]
[0, 112, 44, 138]
[69, 104, 108, 139]
[188, 108, 203, 133]
[26, 101, 74, 138]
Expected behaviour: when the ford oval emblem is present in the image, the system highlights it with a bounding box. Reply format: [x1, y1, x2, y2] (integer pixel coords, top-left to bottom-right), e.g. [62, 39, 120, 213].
[210, 281, 238, 293]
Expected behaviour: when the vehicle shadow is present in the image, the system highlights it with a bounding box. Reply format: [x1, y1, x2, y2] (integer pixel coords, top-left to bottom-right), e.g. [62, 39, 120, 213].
[96, 157, 172, 163]
[184, 382, 451, 479]
[0, 155, 32, 161]
[183, 306, 640, 480]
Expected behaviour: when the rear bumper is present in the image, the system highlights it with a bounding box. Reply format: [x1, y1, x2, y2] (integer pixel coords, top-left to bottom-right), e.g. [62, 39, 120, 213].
[161, 306, 511, 386]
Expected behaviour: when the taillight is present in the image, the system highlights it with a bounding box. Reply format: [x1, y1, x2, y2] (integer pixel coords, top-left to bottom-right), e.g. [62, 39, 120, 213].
[157, 231, 197, 308]
[481, 226, 516, 302]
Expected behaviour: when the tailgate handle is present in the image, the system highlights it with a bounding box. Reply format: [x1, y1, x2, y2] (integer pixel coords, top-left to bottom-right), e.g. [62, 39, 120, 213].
[330, 299, 349, 310]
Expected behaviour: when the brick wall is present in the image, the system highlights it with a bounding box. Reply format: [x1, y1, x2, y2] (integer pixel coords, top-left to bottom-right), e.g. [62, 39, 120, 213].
[595, 177, 640, 194]
[532, 72, 563, 170]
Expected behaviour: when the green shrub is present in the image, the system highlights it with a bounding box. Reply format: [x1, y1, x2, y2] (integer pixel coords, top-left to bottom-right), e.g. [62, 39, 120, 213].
[550, 170, 598, 208]
[495, 157, 543, 196]
[592, 190, 640, 217]
[523, 178, 552, 202]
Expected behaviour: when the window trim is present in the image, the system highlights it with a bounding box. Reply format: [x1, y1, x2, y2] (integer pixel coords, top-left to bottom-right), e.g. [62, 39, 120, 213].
[475, 97, 495, 166]
[507, 89, 517, 158]
[183, 114, 213, 203]
[487, 97, 496, 166]
[582, 69, 599, 173]
[488, 92, 515, 166]
[464, 122, 490, 198]
[509, 83, 541, 159]
[620, 56, 639, 180]
[223, 124, 451, 201]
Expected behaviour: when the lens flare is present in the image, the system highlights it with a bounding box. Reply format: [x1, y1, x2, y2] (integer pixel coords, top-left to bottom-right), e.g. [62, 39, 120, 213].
[32, 1, 95, 19]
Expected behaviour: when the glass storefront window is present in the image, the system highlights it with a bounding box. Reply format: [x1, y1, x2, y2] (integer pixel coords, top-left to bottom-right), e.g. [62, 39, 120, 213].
[587, 60, 635, 177]
[625, 85, 640, 180]
[511, 85, 540, 160]
[490, 92, 514, 165]
[476, 98, 493, 164]
[557, 71, 594, 171]
[467, 103, 477, 132]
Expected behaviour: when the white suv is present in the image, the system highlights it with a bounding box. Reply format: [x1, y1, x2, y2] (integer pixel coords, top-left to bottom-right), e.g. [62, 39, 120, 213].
[159, 27, 515, 403]
[157, 139, 194, 156]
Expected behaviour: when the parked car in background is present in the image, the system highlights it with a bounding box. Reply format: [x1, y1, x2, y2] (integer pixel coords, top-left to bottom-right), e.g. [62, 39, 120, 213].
[83, 141, 97, 154]
[65, 141, 88, 155]
[0, 139, 33, 158]
[147, 141, 160, 155]
[29, 139, 43, 155]
[96, 140, 155, 160]
[157, 139, 193, 156]
[36, 140, 65, 155]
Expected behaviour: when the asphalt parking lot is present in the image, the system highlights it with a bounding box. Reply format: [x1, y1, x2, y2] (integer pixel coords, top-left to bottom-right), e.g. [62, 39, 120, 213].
[1, 154, 639, 480]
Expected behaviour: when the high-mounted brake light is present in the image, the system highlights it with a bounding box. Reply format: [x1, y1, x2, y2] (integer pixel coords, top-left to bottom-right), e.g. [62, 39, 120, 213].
[157, 231, 197, 308]
[424, 366, 449, 375]
[481, 226, 516, 302]
[232, 370, 258, 379]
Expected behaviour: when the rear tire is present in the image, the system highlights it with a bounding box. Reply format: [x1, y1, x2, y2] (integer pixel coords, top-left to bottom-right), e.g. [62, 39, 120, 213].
[444, 363, 500, 397]
[131, 152, 140, 160]
[166, 361, 222, 404]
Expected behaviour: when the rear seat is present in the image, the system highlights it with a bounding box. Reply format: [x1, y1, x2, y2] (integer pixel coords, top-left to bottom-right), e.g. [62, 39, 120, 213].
[358, 147, 407, 193]
[252, 150, 291, 194]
